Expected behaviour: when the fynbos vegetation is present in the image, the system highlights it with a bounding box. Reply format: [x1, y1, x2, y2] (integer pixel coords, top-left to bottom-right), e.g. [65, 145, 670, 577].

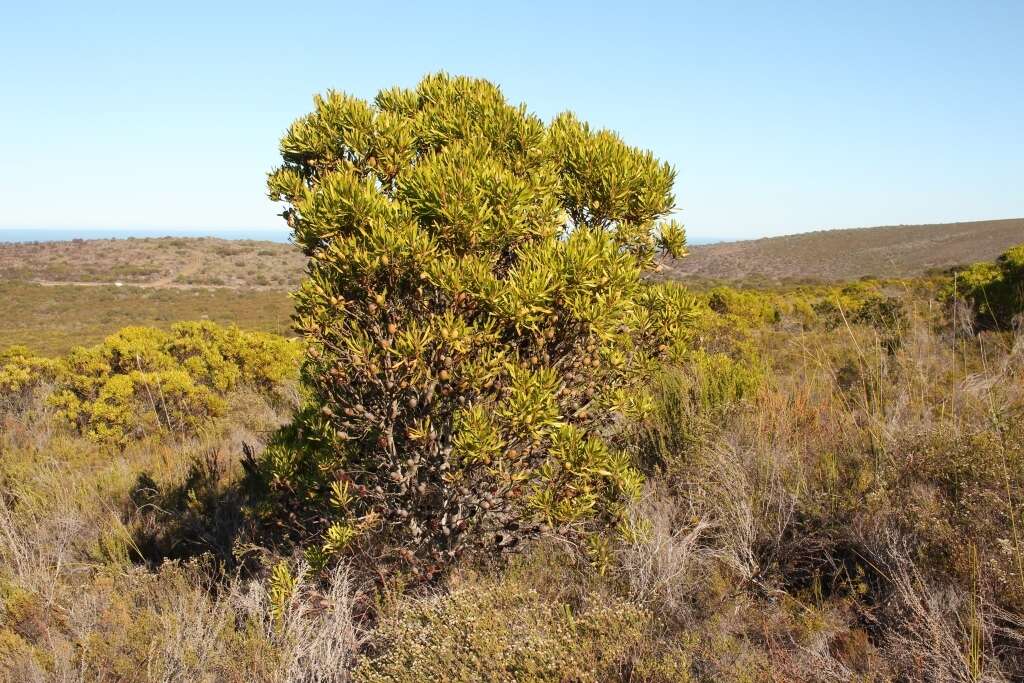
[2, 71, 1023, 681]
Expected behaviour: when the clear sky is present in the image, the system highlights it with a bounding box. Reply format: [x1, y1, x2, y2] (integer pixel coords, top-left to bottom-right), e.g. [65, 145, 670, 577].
[1, 1, 1021, 240]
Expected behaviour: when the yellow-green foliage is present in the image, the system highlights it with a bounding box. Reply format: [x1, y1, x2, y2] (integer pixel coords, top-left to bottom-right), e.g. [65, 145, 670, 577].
[810, 281, 886, 327]
[81, 369, 224, 445]
[705, 287, 781, 327]
[268, 561, 297, 624]
[264, 73, 699, 572]
[693, 281, 911, 339]
[3, 321, 300, 446]
[684, 349, 765, 415]
[167, 321, 300, 392]
[952, 243, 1024, 329]
[0, 346, 56, 410]
[690, 286, 798, 355]
[354, 576, 650, 682]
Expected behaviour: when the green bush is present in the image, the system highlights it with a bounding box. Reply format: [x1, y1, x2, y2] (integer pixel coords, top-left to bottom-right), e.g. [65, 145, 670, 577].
[262, 73, 697, 575]
[705, 287, 781, 327]
[810, 282, 879, 328]
[684, 349, 765, 416]
[167, 321, 299, 392]
[851, 294, 906, 330]
[952, 243, 1024, 329]
[39, 322, 299, 446]
[83, 369, 224, 446]
[0, 346, 56, 412]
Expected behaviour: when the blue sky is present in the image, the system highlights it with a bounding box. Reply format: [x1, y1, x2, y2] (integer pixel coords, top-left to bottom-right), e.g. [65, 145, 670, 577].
[1, 1, 1021, 240]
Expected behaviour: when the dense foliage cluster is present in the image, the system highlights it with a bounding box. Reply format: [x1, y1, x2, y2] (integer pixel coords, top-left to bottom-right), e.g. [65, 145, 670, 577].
[1, 322, 299, 445]
[705, 286, 783, 327]
[687, 281, 912, 360]
[0, 346, 57, 410]
[953, 243, 1024, 329]
[263, 73, 696, 574]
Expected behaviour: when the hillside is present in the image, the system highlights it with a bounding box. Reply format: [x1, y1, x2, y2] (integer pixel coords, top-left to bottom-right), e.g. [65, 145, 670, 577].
[0, 236, 305, 289]
[7, 219, 1023, 292]
[661, 217, 1024, 285]
[0, 237, 302, 355]
[0, 281, 294, 356]
[4, 220, 1023, 354]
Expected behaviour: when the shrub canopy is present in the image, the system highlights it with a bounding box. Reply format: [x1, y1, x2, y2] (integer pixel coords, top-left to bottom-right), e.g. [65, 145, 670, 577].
[265, 73, 696, 575]
[37, 322, 299, 446]
[953, 243, 1024, 329]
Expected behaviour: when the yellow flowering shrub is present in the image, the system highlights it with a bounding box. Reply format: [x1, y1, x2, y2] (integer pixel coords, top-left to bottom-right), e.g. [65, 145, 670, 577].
[2, 322, 299, 447]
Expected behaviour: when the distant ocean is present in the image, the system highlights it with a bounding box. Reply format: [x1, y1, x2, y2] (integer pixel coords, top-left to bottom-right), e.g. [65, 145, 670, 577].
[0, 227, 725, 245]
[0, 228, 293, 243]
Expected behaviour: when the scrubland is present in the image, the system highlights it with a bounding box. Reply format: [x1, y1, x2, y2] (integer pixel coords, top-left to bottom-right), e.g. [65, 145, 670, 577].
[662, 218, 1024, 286]
[2, 253, 1023, 681]
[0, 238, 300, 355]
[0, 282, 292, 356]
[0, 238, 303, 289]
[7, 220, 1020, 356]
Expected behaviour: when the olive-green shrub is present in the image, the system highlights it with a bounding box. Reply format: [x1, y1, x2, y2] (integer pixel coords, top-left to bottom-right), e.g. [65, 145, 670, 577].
[263, 73, 697, 575]
[684, 349, 765, 416]
[810, 282, 880, 327]
[705, 287, 781, 327]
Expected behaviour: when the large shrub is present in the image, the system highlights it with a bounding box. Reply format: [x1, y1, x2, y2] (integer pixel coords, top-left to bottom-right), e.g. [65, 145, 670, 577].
[263, 73, 696, 575]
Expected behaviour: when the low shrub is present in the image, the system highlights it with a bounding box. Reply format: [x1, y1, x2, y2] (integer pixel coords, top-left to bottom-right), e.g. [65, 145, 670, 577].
[683, 349, 765, 416]
[811, 282, 881, 326]
[353, 575, 651, 682]
[705, 286, 781, 327]
[878, 423, 1024, 613]
[82, 369, 224, 446]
